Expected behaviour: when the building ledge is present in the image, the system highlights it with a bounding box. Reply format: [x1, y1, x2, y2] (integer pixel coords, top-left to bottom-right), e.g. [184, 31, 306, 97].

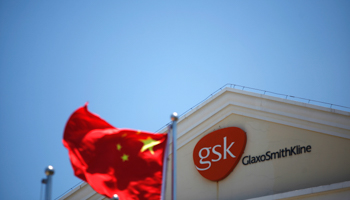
[247, 181, 350, 200]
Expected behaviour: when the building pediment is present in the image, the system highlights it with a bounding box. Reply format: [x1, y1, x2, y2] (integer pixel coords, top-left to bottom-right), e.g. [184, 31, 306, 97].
[60, 87, 350, 200]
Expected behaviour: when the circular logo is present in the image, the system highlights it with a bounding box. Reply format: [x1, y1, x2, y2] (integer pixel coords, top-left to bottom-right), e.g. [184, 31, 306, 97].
[193, 127, 247, 181]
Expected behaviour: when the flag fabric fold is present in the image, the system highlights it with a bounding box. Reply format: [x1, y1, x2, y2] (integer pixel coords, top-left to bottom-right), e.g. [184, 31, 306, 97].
[63, 104, 168, 200]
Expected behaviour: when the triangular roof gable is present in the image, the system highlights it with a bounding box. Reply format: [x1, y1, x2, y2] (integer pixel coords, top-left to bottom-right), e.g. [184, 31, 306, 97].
[165, 87, 350, 151]
[165, 87, 350, 200]
[60, 87, 350, 200]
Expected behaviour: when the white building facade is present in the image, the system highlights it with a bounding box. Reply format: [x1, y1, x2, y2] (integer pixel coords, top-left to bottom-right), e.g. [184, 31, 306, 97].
[59, 87, 350, 200]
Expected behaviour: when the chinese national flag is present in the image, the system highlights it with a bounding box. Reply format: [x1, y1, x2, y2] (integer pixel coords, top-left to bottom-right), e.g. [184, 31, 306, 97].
[62, 104, 168, 200]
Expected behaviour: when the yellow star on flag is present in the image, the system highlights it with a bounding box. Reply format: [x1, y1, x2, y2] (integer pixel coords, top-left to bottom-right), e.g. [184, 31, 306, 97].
[121, 154, 129, 162]
[116, 143, 122, 151]
[140, 137, 161, 155]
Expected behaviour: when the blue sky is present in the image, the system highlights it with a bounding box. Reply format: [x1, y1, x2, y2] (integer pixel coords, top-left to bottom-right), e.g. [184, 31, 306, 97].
[0, 1, 349, 199]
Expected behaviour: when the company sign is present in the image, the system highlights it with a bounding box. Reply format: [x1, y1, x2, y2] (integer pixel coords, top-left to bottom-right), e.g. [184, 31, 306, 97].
[193, 127, 246, 181]
[242, 145, 312, 165]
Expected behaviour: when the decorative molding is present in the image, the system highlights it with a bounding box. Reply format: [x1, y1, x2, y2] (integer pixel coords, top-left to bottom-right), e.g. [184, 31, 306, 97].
[246, 181, 350, 200]
[166, 88, 350, 153]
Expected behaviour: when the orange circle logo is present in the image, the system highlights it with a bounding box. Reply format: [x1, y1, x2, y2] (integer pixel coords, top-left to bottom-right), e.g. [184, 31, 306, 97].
[193, 127, 247, 181]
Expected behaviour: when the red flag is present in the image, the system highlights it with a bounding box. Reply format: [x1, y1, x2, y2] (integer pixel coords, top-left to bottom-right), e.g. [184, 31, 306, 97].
[63, 104, 168, 200]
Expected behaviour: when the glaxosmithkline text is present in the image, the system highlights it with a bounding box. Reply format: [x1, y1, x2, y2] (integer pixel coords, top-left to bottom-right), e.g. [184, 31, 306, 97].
[242, 145, 311, 165]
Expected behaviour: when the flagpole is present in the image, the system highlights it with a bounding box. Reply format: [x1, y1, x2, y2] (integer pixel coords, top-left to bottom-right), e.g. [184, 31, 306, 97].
[160, 124, 171, 200]
[43, 165, 54, 200]
[111, 194, 119, 200]
[170, 112, 178, 200]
